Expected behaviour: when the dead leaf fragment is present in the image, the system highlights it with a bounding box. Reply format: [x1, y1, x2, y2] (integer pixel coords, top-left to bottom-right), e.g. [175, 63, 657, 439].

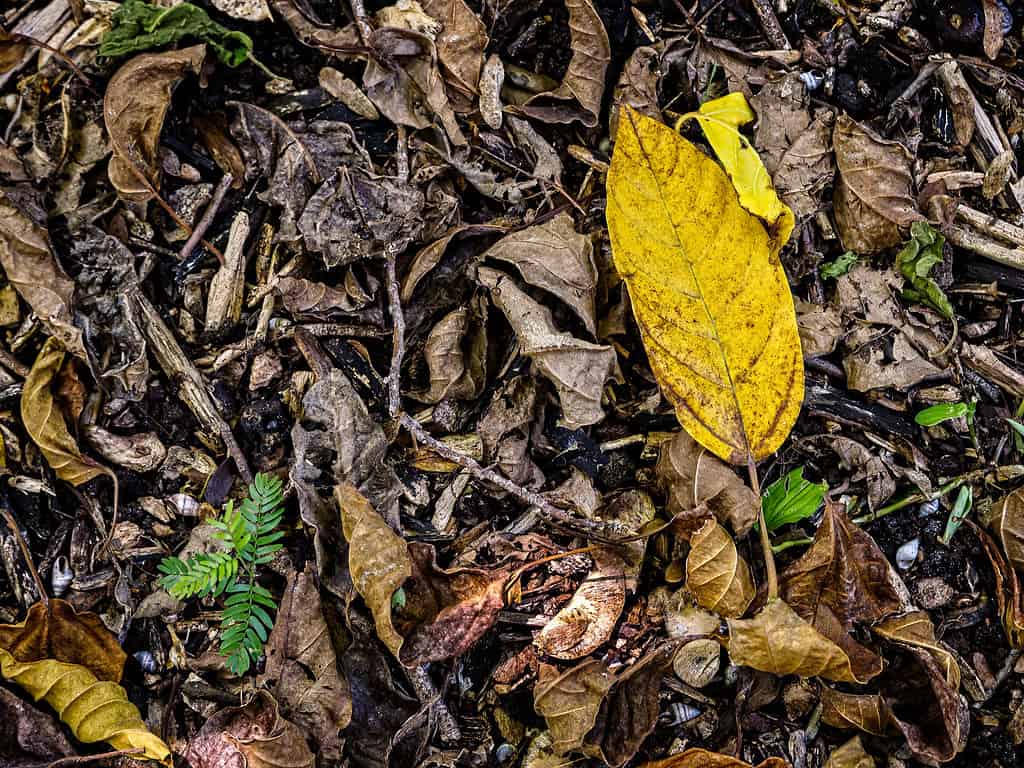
[873, 611, 959, 689]
[833, 115, 922, 253]
[0, 685, 76, 768]
[420, 0, 488, 107]
[642, 749, 790, 768]
[824, 737, 875, 768]
[686, 518, 754, 618]
[105, 45, 206, 201]
[727, 599, 876, 683]
[534, 659, 612, 754]
[83, 426, 166, 473]
[319, 67, 380, 120]
[22, 339, 114, 487]
[523, 0, 610, 127]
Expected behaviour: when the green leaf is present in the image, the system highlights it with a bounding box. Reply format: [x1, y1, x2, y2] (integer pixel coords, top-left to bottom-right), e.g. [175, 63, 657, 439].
[820, 251, 858, 279]
[761, 467, 827, 532]
[99, 0, 252, 67]
[915, 402, 970, 427]
[896, 221, 954, 320]
[939, 486, 973, 547]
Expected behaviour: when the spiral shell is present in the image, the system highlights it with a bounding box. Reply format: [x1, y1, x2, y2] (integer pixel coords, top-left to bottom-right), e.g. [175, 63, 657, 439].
[51, 556, 73, 597]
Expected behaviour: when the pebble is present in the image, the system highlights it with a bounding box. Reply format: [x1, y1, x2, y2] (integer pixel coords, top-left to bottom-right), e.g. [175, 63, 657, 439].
[914, 576, 954, 609]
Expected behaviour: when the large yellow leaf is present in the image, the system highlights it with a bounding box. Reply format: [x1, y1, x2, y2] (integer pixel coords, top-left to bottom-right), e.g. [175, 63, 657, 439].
[607, 107, 803, 463]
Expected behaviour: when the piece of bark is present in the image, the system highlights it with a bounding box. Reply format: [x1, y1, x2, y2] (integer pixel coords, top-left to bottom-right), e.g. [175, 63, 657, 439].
[961, 344, 1024, 398]
[205, 211, 250, 335]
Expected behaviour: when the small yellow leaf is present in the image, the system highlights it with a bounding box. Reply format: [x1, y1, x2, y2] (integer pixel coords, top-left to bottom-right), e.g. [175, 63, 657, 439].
[682, 93, 795, 254]
[22, 338, 114, 486]
[607, 107, 803, 463]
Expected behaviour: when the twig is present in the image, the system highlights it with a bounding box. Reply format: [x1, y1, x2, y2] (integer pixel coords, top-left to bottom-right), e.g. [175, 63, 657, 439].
[349, 0, 375, 45]
[750, 0, 791, 49]
[851, 469, 990, 525]
[0, 345, 29, 378]
[407, 665, 461, 743]
[396, 126, 410, 184]
[746, 458, 778, 600]
[1, 499, 47, 605]
[36, 748, 144, 768]
[946, 225, 1024, 270]
[179, 173, 233, 262]
[385, 246, 405, 419]
[8, 33, 95, 92]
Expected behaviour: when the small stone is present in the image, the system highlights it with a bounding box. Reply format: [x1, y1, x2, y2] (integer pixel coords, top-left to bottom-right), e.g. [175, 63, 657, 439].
[896, 537, 920, 570]
[914, 576, 954, 609]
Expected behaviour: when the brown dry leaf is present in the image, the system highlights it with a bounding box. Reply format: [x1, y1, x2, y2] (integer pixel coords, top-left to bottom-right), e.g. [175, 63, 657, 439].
[774, 114, 834, 221]
[726, 598, 876, 683]
[642, 749, 790, 768]
[584, 645, 675, 767]
[479, 267, 616, 428]
[420, 0, 488, 108]
[672, 638, 721, 688]
[657, 431, 760, 536]
[274, 274, 377, 319]
[824, 737, 875, 768]
[523, 0, 610, 127]
[0, 685, 77, 768]
[751, 73, 811, 175]
[482, 213, 598, 333]
[337, 483, 411, 658]
[829, 437, 896, 512]
[873, 611, 959, 689]
[83, 426, 166, 473]
[820, 688, 891, 735]
[104, 45, 206, 201]
[843, 332, 944, 393]
[534, 549, 626, 659]
[610, 45, 662, 136]
[534, 659, 612, 754]
[410, 301, 487, 403]
[833, 115, 923, 253]
[685, 518, 754, 618]
[796, 301, 842, 357]
[184, 691, 314, 768]
[992, 487, 1024, 572]
[269, 0, 358, 51]
[22, 338, 115, 487]
[259, 566, 352, 760]
[780, 500, 901, 628]
[319, 67, 380, 120]
[0, 188, 84, 358]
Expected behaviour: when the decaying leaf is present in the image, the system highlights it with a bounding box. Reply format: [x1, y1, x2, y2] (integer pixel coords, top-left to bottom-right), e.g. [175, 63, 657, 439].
[672, 638, 721, 688]
[482, 213, 598, 333]
[259, 565, 351, 759]
[274, 274, 378, 319]
[523, 0, 610, 127]
[411, 301, 487, 403]
[780, 501, 901, 628]
[607, 107, 803, 464]
[183, 691, 314, 768]
[611, 45, 662, 135]
[824, 737, 875, 768]
[873, 611, 959, 689]
[821, 687, 891, 735]
[338, 483, 411, 659]
[22, 338, 115, 487]
[685, 518, 754, 618]
[774, 114, 834, 221]
[727, 599, 876, 683]
[104, 45, 206, 201]
[0, 187, 84, 358]
[0, 601, 170, 763]
[0, 685, 77, 768]
[534, 549, 626, 659]
[833, 115, 922, 253]
[479, 267, 616, 428]
[990, 486, 1024, 572]
[420, 0, 488, 108]
[641, 749, 790, 768]
[534, 659, 612, 754]
[319, 67, 380, 120]
[657, 431, 760, 536]
[83, 426, 166, 473]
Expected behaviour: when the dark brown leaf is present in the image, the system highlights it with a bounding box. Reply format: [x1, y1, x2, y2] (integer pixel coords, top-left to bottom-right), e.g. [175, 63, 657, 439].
[0, 685, 77, 768]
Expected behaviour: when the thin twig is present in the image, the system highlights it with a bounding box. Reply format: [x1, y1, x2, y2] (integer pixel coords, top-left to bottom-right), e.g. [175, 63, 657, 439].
[750, 0, 791, 49]
[36, 748, 144, 768]
[179, 173, 233, 262]
[1, 500, 47, 605]
[396, 126, 410, 184]
[747, 457, 778, 600]
[407, 665, 461, 743]
[9, 33, 96, 92]
[385, 247, 405, 419]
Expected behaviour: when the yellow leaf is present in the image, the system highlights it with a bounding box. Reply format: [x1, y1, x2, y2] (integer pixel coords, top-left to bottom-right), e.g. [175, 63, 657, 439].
[681, 93, 795, 254]
[685, 518, 754, 617]
[22, 338, 114, 486]
[607, 107, 803, 463]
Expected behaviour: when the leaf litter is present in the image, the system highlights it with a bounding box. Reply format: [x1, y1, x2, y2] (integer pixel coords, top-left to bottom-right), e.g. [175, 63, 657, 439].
[2, 1, 1024, 767]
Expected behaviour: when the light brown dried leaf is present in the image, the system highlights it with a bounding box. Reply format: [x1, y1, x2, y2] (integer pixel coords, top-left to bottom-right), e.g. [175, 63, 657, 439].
[610, 45, 661, 136]
[672, 638, 721, 688]
[833, 115, 923, 253]
[410, 302, 487, 403]
[774, 114, 834, 220]
[82, 426, 166, 473]
[523, 0, 610, 127]
[420, 0, 488, 107]
[274, 275, 375, 318]
[820, 688, 891, 735]
[656, 431, 760, 536]
[534, 549, 626, 659]
[993, 487, 1024, 573]
[534, 659, 612, 754]
[259, 566, 351, 759]
[824, 737, 875, 768]
[22, 339, 114, 487]
[642, 749, 790, 768]
[319, 67, 380, 120]
[751, 73, 810, 175]
[105, 46, 206, 201]
[873, 611, 960, 689]
[685, 518, 754, 618]
[726, 599, 875, 683]
[479, 267, 616, 428]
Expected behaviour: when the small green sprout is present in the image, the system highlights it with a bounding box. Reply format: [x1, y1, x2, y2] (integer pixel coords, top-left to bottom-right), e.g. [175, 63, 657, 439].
[939, 486, 973, 547]
[761, 467, 828, 533]
[915, 401, 975, 428]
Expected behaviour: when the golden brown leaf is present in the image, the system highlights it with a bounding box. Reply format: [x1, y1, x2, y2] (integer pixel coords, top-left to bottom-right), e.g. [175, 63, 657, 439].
[534, 659, 612, 754]
[726, 599, 874, 683]
[641, 747, 790, 768]
[873, 611, 960, 689]
[820, 688, 891, 736]
[824, 737, 875, 768]
[534, 549, 626, 659]
[22, 339, 114, 487]
[685, 518, 754, 618]
[993, 487, 1024, 572]
[105, 46, 206, 201]
[606, 108, 803, 464]
[337, 483, 411, 658]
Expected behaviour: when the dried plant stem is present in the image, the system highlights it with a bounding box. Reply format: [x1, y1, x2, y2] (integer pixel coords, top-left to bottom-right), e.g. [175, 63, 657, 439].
[746, 458, 778, 600]
[1, 501, 47, 605]
[349, 0, 375, 44]
[750, 0, 791, 49]
[385, 246, 405, 419]
[179, 173, 233, 262]
[407, 665, 462, 743]
[36, 748, 144, 768]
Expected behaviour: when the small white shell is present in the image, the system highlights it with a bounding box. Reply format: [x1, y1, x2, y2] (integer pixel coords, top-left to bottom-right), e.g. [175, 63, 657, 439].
[670, 702, 702, 723]
[169, 493, 200, 517]
[896, 537, 920, 570]
[51, 556, 73, 597]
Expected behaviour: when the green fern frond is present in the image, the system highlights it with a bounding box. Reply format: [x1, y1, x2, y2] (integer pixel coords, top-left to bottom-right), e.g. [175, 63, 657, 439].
[157, 472, 285, 675]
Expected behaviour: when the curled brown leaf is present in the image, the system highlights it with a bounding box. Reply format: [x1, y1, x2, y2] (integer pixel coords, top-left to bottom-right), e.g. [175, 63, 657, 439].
[685, 518, 754, 618]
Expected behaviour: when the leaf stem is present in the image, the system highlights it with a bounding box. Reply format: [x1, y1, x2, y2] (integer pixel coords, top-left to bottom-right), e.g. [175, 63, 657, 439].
[747, 457, 778, 599]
